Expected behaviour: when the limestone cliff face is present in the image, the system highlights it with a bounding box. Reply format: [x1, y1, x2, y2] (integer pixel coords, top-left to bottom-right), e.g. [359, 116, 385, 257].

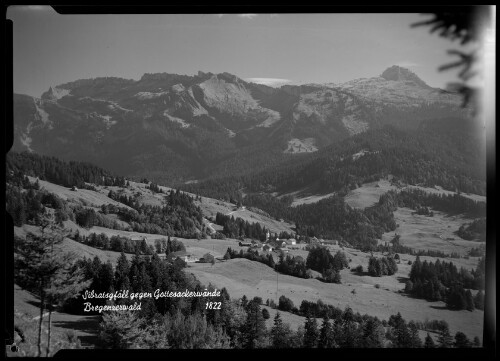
[12, 67, 466, 182]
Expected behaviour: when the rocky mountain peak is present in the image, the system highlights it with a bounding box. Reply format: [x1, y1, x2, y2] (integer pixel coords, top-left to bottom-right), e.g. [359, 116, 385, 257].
[41, 86, 55, 100]
[381, 65, 430, 88]
[41, 86, 70, 101]
[197, 70, 213, 78]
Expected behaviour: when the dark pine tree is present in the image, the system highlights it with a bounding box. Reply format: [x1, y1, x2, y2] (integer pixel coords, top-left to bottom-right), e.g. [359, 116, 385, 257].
[454, 332, 471, 348]
[424, 333, 435, 348]
[242, 300, 267, 349]
[473, 336, 481, 347]
[270, 312, 289, 349]
[318, 316, 336, 348]
[474, 290, 484, 310]
[303, 315, 319, 348]
[437, 325, 454, 348]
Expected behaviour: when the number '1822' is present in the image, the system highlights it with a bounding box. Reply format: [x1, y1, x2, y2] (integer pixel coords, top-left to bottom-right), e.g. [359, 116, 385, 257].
[205, 302, 221, 309]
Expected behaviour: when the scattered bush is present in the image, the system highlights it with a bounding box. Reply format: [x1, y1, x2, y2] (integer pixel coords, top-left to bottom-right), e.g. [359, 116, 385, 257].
[262, 309, 270, 320]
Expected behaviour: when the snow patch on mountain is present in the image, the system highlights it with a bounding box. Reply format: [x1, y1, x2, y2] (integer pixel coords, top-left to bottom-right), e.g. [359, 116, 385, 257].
[134, 91, 169, 100]
[245, 78, 292, 88]
[34, 99, 53, 129]
[20, 133, 33, 152]
[100, 115, 117, 129]
[284, 138, 318, 154]
[78, 96, 133, 112]
[219, 125, 235, 138]
[163, 111, 190, 128]
[106, 100, 133, 112]
[20, 120, 34, 152]
[256, 109, 281, 127]
[352, 149, 380, 161]
[342, 114, 369, 135]
[171, 84, 185, 93]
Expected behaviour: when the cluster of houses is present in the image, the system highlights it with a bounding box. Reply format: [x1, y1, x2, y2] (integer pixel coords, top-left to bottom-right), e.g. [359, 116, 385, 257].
[238, 230, 297, 252]
[164, 251, 216, 264]
[239, 232, 339, 254]
[131, 232, 339, 266]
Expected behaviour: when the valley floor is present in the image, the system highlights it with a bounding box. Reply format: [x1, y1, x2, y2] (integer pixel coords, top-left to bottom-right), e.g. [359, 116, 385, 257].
[188, 258, 483, 340]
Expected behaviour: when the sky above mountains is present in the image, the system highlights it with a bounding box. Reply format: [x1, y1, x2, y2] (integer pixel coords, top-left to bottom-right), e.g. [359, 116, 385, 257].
[8, 6, 473, 97]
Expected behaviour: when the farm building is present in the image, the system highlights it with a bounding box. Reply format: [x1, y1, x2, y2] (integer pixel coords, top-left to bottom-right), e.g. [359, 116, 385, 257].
[263, 244, 273, 252]
[268, 239, 287, 249]
[322, 239, 339, 246]
[166, 251, 197, 263]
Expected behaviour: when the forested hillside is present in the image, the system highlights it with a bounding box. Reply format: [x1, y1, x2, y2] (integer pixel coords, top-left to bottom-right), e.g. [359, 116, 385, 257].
[6, 152, 205, 238]
[183, 120, 486, 203]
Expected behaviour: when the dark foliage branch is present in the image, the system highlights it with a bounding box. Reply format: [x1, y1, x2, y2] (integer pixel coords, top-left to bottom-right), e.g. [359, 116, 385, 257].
[411, 7, 492, 108]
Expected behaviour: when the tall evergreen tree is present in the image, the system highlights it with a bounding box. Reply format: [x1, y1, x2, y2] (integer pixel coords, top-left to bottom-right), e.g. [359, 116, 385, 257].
[465, 289, 475, 311]
[408, 321, 423, 348]
[242, 301, 267, 349]
[454, 332, 471, 348]
[318, 316, 336, 348]
[473, 336, 481, 347]
[303, 315, 319, 348]
[271, 312, 290, 348]
[96, 261, 115, 294]
[361, 318, 384, 348]
[424, 333, 435, 348]
[437, 325, 454, 348]
[99, 311, 149, 349]
[395, 321, 412, 348]
[14, 221, 88, 356]
[338, 307, 359, 348]
[114, 252, 130, 291]
[474, 290, 484, 310]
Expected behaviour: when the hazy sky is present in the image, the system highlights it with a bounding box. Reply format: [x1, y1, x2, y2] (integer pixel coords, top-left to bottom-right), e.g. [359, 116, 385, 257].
[8, 6, 467, 97]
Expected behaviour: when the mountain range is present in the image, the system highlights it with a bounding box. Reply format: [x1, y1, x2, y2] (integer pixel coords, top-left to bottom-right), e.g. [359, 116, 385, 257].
[12, 65, 473, 186]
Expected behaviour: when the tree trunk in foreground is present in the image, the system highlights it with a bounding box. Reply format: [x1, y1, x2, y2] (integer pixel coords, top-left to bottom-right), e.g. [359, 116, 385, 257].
[37, 291, 45, 357]
[46, 308, 53, 357]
